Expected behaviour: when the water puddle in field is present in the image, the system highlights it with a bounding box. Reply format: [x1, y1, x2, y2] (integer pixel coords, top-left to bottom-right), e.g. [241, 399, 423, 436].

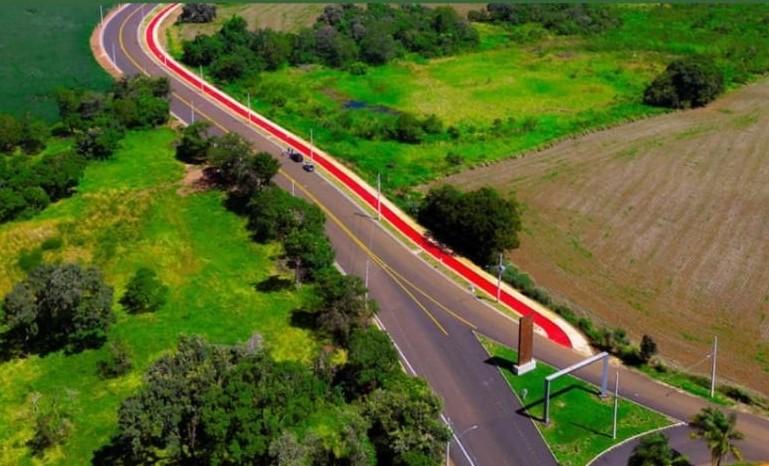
[343, 100, 398, 114]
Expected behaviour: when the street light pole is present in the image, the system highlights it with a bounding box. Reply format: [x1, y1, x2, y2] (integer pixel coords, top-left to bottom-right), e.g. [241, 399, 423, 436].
[612, 371, 619, 439]
[710, 336, 718, 398]
[99, 5, 104, 24]
[496, 253, 505, 302]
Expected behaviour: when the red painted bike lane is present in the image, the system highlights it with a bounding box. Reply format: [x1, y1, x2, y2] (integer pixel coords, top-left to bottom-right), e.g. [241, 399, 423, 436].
[146, 4, 573, 348]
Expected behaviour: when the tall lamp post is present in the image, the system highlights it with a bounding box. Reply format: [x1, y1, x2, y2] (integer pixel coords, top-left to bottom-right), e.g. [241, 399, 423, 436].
[447, 423, 478, 466]
[496, 253, 506, 302]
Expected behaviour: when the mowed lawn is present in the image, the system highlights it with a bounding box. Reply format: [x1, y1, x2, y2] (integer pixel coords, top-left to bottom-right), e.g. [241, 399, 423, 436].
[0, 129, 316, 464]
[478, 335, 671, 466]
[0, 0, 113, 121]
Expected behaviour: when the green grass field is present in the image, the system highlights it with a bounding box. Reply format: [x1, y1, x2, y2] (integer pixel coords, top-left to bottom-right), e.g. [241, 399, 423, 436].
[177, 4, 769, 192]
[478, 335, 671, 466]
[0, 0, 113, 121]
[0, 129, 316, 464]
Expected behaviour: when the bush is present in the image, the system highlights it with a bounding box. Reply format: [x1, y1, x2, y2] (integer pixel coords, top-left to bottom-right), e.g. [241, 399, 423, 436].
[644, 57, 724, 109]
[120, 267, 169, 314]
[445, 152, 463, 166]
[97, 340, 133, 379]
[17, 248, 43, 273]
[74, 125, 123, 160]
[176, 121, 212, 164]
[27, 401, 72, 456]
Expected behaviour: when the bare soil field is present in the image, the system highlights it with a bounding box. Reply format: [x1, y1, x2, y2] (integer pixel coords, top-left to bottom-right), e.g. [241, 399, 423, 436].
[441, 79, 769, 394]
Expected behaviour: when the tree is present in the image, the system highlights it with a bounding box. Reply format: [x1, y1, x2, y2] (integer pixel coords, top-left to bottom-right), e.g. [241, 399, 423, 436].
[392, 113, 424, 143]
[284, 229, 335, 282]
[113, 336, 244, 463]
[97, 340, 133, 379]
[418, 185, 522, 265]
[1, 263, 114, 355]
[0, 114, 22, 153]
[176, 121, 212, 164]
[690, 408, 744, 466]
[208, 133, 279, 199]
[74, 125, 122, 160]
[120, 267, 169, 314]
[182, 34, 225, 67]
[644, 57, 724, 109]
[639, 334, 658, 364]
[210, 53, 249, 82]
[344, 327, 400, 396]
[313, 269, 376, 345]
[246, 186, 325, 241]
[178, 3, 217, 23]
[628, 432, 689, 466]
[359, 23, 397, 65]
[19, 115, 47, 154]
[365, 375, 450, 465]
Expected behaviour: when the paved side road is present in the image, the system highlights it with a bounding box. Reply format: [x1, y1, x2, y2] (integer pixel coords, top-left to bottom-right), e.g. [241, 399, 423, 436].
[99, 4, 769, 465]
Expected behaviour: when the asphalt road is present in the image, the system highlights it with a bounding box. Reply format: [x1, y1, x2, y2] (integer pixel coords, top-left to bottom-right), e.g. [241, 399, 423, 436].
[101, 5, 769, 465]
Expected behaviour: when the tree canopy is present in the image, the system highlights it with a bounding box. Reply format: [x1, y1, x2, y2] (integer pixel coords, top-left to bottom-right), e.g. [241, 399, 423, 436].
[644, 57, 724, 109]
[628, 432, 689, 466]
[1, 263, 114, 356]
[418, 185, 522, 265]
[689, 408, 743, 466]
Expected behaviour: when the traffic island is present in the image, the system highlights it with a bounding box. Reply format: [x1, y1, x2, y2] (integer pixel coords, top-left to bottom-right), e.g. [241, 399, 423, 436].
[477, 333, 673, 466]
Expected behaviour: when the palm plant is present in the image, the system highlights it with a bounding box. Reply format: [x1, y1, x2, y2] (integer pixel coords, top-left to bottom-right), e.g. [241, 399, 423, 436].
[689, 407, 744, 466]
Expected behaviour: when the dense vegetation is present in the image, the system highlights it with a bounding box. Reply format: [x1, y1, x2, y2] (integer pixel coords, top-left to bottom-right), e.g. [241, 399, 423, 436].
[0, 263, 114, 356]
[628, 432, 689, 466]
[418, 185, 521, 265]
[643, 57, 725, 109]
[182, 4, 478, 81]
[0, 77, 170, 225]
[468, 3, 621, 35]
[119, 267, 169, 314]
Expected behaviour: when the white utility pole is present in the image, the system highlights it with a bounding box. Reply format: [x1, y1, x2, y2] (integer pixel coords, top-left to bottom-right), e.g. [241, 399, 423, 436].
[111, 42, 116, 65]
[496, 253, 505, 302]
[99, 5, 104, 24]
[710, 336, 718, 398]
[376, 173, 382, 220]
[199, 65, 204, 92]
[191, 101, 195, 123]
[291, 179, 295, 196]
[612, 371, 619, 439]
[310, 129, 314, 161]
[246, 92, 251, 121]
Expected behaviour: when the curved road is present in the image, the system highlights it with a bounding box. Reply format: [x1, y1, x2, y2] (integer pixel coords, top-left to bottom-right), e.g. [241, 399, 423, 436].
[100, 5, 769, 465]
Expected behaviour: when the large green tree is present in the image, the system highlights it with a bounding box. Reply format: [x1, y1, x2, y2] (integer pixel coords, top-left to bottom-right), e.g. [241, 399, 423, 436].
[246, 186, 326, 242]
[207, 133, 279, 199]
[1, 263, 114, 355]
[690, 408, 743, 466]
[312, 269, 376, 345]
[418, 185, 522, 265]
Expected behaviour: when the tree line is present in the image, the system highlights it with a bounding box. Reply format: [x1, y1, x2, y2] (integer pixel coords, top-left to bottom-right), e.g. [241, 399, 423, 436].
[0, 77, 170, 225]
[182, 4, 478, 82]
[468, 3, 621, 35]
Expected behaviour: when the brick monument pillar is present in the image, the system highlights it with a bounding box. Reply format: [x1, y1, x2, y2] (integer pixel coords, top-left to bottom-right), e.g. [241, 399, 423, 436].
[513, 315, 537, 375]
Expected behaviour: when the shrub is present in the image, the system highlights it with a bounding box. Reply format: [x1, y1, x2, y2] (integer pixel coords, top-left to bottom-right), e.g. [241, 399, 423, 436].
[639, 334, 658, 364]
[27, 401, 72, 456]
[120, 267, 169, 314]
[445, 152, 463, 166]
[40, 237, 63, 251]
[97, 340, 133, 379]
[17, 248, 43, 273]
[644, 57, 724, 109]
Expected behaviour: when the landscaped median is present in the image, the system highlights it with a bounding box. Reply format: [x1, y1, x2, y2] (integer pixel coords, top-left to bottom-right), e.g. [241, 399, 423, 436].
[476, 334, 673, 466]
[142, 2, 588, 352]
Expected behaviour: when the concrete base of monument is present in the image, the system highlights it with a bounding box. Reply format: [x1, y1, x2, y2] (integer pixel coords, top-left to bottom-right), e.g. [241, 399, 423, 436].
[513, 360, 537, 376]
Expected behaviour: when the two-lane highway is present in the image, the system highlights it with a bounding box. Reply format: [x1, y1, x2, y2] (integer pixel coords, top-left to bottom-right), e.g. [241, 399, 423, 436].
[99, 5, 769, 465]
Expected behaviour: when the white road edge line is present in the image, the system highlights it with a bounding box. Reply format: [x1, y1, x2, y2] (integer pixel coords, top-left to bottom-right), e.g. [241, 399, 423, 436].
[335, 263, 477, 466]
[585, 421, 687, 466]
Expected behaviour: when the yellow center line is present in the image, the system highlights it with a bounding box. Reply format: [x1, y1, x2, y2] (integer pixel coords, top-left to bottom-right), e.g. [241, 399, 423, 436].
[115, 7, 479, 336]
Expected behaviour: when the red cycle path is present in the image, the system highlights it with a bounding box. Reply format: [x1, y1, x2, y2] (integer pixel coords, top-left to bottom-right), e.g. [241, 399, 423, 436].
[146, 4, 573, 348]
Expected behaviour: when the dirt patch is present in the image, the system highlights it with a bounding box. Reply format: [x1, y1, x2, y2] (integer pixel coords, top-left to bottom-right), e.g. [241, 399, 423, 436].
[440, 79, 769, 394]
[177, 164, 212, 196]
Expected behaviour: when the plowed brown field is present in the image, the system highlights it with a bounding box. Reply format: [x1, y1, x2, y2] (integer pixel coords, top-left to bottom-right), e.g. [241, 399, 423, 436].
[442, 80, 769, 394]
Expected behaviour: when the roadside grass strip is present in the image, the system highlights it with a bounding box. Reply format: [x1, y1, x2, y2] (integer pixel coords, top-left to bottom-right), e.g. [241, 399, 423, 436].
[476, 334, 672, 466]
